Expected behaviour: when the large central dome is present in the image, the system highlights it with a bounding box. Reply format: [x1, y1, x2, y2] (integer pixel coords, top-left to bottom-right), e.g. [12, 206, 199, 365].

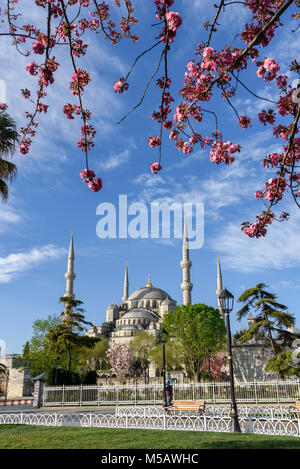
[127, 286, 171, 301]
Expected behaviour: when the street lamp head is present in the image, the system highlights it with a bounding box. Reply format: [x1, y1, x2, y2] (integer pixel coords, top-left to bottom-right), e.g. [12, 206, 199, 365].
[158, 327, 168, 343]
[219, 288, 234, 313]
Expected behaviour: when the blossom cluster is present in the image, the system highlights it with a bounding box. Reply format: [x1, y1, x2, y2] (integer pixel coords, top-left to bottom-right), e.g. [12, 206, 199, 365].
[80, 168, 102, 192]
[106, 342, 132, 383]
[4, 0, 139, 191]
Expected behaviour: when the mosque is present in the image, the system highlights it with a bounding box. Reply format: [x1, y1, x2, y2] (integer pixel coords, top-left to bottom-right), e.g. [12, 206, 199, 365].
[61, 226, 284, 383]
[63, 222, 224, 345]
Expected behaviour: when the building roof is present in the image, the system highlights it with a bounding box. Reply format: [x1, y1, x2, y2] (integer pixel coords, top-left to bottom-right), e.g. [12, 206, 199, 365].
[127, 286, 172, 301]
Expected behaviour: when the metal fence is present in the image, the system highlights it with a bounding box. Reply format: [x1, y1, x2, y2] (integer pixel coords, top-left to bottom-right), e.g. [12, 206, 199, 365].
[1, 411, 300, 438]
[43, 380, 300, 406]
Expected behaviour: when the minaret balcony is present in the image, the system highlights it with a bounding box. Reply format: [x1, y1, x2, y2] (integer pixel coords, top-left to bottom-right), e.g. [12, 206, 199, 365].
[181, 282, 193, 291]
[180, 260, 192, 269]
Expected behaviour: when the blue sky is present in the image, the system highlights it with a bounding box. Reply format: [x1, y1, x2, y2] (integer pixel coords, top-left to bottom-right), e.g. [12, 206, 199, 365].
[1, 1, 300, 354]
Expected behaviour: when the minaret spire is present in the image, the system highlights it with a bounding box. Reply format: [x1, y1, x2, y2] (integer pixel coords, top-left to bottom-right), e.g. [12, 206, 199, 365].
[122, 261, 129, 302]
[180, 217, 193, 305]
[64, 230, 76, 299]
[146, 272, 152, 288]
[216, 253, 224, 319]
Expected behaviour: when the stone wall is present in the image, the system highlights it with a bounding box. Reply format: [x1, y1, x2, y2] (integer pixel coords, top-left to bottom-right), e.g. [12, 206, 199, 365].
[232, 344, 277, 382]
[0, 355, 33, 398]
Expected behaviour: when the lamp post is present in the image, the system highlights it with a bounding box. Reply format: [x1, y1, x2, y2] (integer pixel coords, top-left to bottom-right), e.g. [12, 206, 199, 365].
[206, 349, 212, 400]
[54, 356, 59, 386]
[158, 328, 168, 408]
[218, 288, 241, 433]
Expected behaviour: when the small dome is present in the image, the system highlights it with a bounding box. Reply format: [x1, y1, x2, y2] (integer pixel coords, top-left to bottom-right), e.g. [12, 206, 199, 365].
[121, 308, 159, 321]
[122, 324, 138, 331]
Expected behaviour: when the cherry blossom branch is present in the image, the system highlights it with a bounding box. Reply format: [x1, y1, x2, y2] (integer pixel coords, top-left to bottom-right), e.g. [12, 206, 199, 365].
[117, 48, 165, 125]
[206, 0, 226, 47]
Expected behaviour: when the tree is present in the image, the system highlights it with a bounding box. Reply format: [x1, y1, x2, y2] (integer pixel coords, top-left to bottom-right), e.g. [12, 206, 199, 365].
[1, 1, 300, 237]
[162, 303, 226, 382]
[106, 342, 132, 384]
[150, 340, 183, 376]
[77, 338, 110, 374]
[264, 350, 300, 378]
[130, 331, 155, 383]
[236, 283, 298, 377]
[22, 314, 62, 377]
[203, 352, 226, 382]
[0, 108, 19, 201]
[46, 296, 97, 371]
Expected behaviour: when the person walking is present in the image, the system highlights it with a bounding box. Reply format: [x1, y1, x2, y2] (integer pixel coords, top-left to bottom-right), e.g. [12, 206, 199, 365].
[166, 380, 173, 407]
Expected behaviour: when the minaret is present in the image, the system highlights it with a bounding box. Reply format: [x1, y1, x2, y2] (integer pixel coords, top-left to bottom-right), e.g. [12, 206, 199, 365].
[122, 261, 129, 302]
[180, 218, 193, 305]
[64, 230, 76, 300]
[216, 253, 224, 319]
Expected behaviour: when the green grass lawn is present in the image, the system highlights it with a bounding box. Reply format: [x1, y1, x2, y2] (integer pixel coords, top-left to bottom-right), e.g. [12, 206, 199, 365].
[0, 425, 300, 449]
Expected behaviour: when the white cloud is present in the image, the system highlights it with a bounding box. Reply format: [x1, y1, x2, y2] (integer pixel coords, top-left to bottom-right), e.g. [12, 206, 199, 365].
[97, 149, 131, 172]
[210, 207, 300, 273]
[0, 245, 67, 283]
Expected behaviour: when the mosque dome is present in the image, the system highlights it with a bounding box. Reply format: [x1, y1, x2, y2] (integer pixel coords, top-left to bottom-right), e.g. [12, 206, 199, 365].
[127, 286, 172, 301]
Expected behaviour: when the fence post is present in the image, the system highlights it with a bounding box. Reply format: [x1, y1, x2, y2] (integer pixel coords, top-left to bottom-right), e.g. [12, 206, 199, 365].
[254, 381, 258, 404]
[248, 417, 253, 433]
[163, 413, 166, 431]
[80, 384, 83, 407]
[89, 411, 92, 427]
[62, 385, 65, 406]
[275, 381, 280, 404]
[55, 411, 57, 427]
[20, 411, 23, 425]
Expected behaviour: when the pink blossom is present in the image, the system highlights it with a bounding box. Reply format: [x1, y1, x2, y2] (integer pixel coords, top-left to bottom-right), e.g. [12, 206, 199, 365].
[238, 116, 252, 129]
[32, 41, 45, 54]
[80, 168, 96, 180]
[150, 162, 162, 173]
[165, 12, 182, 32]
[26, 62, 38, 75]
[113, 78, 129, 93]
[88, 177, 102, 192]
[148, 136, 161, 148]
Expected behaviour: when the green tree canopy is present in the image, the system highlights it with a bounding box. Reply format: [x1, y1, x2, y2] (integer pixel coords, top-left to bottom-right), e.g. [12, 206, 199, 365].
[0, 110, 19, 202]
[77, 338, 109, 374]
[150, 340, 183, 374]
[236, 283, 298, 378]
[130, 331, 156, 383]
[236, 283, 295, 353]
[22, 314, 62, 377]
[162, 303, 226, 382]
[46, 296, 98, 371]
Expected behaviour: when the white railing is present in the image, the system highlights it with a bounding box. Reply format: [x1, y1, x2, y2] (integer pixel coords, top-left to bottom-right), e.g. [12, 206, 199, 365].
[116, 404, 294, 419]
[0, 411, 299, 438]
[42, 380, 300, 406]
